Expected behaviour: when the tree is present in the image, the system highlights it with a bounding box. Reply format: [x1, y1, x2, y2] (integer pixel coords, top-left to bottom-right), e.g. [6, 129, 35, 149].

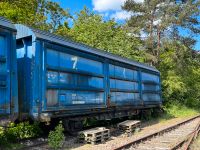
[0, 0, 69, 31]
[157, 40, 200, 107]
[122, 0, 200, 65]
[46, 1, 70, 32]
[56, 7, 145, 62]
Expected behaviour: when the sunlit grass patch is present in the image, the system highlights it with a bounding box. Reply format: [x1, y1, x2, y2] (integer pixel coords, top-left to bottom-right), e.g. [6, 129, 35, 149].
[151, 102, 200, 123]
[164, 103, 199, 118]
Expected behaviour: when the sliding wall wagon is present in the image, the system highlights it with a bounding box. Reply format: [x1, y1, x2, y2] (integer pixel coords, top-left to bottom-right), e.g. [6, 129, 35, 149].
[15, 24, 161, 129]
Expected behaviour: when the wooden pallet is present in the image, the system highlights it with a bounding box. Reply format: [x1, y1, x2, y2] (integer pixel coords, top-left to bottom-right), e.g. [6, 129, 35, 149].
[118, 120, 141, 135]
[78, 127, 110, 145]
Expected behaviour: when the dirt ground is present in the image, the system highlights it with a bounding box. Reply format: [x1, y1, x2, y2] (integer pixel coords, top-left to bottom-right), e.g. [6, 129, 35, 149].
[64, 117, 190, 150]
[26, 116, 197, 150]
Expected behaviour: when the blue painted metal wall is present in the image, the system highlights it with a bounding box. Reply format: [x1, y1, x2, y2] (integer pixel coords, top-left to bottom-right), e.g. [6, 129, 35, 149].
[0, 17, 18, 121]
[108, 64, 140, 106]
[16, 37, 33, 118]
[15, 24, 162, 121]
[141, 72, 161, 105]
[45, 46, 105, 110]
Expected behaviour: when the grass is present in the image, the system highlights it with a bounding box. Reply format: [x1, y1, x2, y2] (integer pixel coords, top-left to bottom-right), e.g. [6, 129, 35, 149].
[164, 104, 199, 118]
[150, 103, 200, 123]
[139, 103, 200, 129]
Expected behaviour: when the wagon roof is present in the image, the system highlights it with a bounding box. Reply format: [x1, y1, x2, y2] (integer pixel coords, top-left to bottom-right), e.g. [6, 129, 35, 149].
[0, 17, 16, 31]
[15, 24, 159, 73]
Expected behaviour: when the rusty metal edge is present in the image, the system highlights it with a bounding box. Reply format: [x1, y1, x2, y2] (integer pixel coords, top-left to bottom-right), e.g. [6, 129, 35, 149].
[113, 114, 200, 150]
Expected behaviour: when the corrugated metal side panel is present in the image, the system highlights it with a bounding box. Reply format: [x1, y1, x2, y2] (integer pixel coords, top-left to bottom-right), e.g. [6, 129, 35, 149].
[15, 24, 159, 73]
[0, 26, 18, 117]
[10, 33, 18, 116]
[108, 64, 141, 106]
[45, 47, 106, 111]
[141, 72, 162, 105]
[16, 38, 33, 117]
[0, 17, 17, 118]
[17, 58, 32, 114]
[31, 41, 40, 119]
[0, 32, 10, 115]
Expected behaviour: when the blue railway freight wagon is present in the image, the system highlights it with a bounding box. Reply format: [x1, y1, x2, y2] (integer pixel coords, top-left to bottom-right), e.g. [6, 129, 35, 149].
[15, 24, 161, 130]
[0, 17, 18, 125]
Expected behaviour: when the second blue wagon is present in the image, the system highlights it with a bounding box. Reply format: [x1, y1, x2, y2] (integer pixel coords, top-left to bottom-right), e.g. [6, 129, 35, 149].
[0, 17, 18, 125]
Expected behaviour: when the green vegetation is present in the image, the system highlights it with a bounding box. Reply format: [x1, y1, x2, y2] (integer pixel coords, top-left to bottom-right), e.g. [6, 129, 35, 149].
[164, 104, 199, 118]
[160, 104, 199, 121]
[137, 103, 199, 126]
[0, 122, 42, 149]
[0, 0, 70, 31]
[123, 0, 200, 65]
[58, 7, 145, 62]
[0, 126, 5, 145]
[48, 121, 65, 150]
[5, 122, 42, 141]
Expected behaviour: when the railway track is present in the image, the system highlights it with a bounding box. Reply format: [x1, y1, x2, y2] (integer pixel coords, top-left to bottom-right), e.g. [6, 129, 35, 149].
[114, 115, 200, 150]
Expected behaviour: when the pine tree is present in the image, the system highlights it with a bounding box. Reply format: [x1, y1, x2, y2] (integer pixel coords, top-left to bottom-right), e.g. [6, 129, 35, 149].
[122, 0, 200, 65]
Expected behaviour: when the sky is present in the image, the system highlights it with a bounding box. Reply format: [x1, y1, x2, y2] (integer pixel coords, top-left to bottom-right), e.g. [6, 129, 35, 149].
[53, 0, 200, 50]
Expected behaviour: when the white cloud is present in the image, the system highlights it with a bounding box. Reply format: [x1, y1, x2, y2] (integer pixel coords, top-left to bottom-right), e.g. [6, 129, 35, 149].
[110, 11, 132, 20]
[92, 0, 125, 12]
[92, 0, 144, 21]
[135, 0, 144, 3]
[92, 0, 144, 12]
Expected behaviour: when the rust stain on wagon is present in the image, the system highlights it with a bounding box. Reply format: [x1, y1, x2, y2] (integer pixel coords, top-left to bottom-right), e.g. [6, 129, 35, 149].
[46, 90, 58, 107]
[106, 94, 116, 107]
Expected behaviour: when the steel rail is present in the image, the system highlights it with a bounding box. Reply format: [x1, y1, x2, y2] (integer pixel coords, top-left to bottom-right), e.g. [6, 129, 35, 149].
[113, 114, 200, 150]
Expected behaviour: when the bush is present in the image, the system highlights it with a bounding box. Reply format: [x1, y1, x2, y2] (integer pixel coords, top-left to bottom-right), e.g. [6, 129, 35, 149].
[0, 126, 7, 145]
[1, 121, 42, 143]
[48, 121, 65, 150]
